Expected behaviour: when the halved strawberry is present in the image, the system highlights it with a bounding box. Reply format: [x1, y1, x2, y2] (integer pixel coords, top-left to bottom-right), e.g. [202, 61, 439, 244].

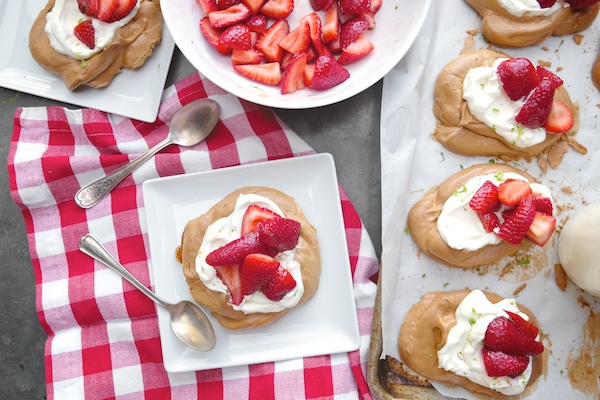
[526, 212, 556, 247]
[197, 0, 219, 14]
[537, 66, 563, 90]
[104, 0, 136, 22]
[338, 0, 371, 14]
[281, 53, 308, 94]
[231, 48, 263, 65]
[502, 207, 515, 221]
[241, 205, 281, 235]
[217, 0, 242, 10]
[78, 0, 99, 17]
[339, 16, 370, 50]
[515, 79, 555, 128]
[200, 17, 232, 55]
[504, 310, 539, 339]
[242, 0, 266, 14]
[208, 3, 251, 29]
[497, 179, 533, 206]
[205, 231, 278, 266]
[469, 180, 500, 213]
[245, 15, 267, 32]
[495, 194, 536, 245]
[218, 23, 252, 50]
[215, 264, 243, 305]
[369, 0, 382, 13]
[544, 100, 574, 133]
[537, 0, 557, 7]
[258, 217, 301, 250]
[240, 254, 280, 295]
[337, 34, 374, 65]
[255, 19, 289, 62]
[484, 316, 545, 356]
[534, 196, 553, 215]
[233, 63, 282, 85]
[279, 22, 311, 55]
[300, 13, 325, 56]
[260, 0, 294, 19]
[262, 265, 297, 301]
[565, 0, 600, 10]
[359, 11, 376, 29]
[478, 212, 500, 233]
[323, 4, 340, 43]
[482, 347, 530, 378]
[96, 0, 117, 21]
[496, 58, 539, 101]
[304, 62, 316, 86]
[73, 20, 96, 50]
[309, 54, 350, 90]
[310, 0, 335, 11]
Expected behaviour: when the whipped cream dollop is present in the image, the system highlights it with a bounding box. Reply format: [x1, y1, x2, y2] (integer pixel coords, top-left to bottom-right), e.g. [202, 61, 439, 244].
[498, 0, 567, 17]
[45, 0, 141, 60]
[437, 172, 552, 251]
[196, 194, 304, 314]
[463, 58, 548, 149]
[438, 289, 534, 396]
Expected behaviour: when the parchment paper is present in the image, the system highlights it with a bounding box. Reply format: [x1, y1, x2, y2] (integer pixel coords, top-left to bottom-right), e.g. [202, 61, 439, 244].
[380, 1, 600, 399]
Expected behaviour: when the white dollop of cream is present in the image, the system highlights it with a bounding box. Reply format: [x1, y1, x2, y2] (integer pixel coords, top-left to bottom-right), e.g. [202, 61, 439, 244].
[438, 289, 534, 396]
[437, 172, 552, 251]
[463, 58, 548, 149]
[558, 202, 600, 297]
[498, 0, 567, 17]
[196, 194, 304, 314]
[45, 0, 141, 60]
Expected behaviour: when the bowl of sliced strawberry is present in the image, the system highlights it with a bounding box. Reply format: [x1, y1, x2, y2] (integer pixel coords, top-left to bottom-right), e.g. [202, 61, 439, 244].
[162, 0, 431, 108]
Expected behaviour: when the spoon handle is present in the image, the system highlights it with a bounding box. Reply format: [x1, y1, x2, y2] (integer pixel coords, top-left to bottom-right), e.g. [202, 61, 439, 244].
[75, 137, 172, 209]
[79, 234, 167, 308]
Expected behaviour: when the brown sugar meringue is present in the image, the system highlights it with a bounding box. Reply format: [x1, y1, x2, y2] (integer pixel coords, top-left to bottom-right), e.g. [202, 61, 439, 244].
[433, 49, 578, 161]
[466, 0, 599, 48]
[179, 187, 321, 330]
[29, 0, 163, 90]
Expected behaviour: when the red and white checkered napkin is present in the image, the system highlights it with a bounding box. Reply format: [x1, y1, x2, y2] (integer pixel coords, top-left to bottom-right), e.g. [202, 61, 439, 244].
[8, 73, 379, 400]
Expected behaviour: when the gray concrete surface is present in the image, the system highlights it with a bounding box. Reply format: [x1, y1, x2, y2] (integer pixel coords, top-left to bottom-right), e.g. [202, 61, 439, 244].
[0, 48, 382, 399]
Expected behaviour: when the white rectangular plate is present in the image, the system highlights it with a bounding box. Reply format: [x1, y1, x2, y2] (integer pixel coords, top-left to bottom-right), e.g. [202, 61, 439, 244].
[0, 0, 175, 122]
[143, 153, 360, 372]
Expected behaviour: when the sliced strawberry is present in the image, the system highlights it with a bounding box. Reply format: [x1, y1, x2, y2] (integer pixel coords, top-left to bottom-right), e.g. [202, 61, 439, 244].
[245, 15, 267, 32]
[96, 0, 117, 22]
[234, 62, 282, 85]
[526, 212, 556, 247]
[544, 100, 574, 133]
[369, 0, 382, 13]
[205, 231, 278, 266]
[208, 3, 251, 29]
[537, 0, 557, 7]
[495, 194, 536, 245]
[359, 11, 376, 29]
[241, 205, 281, 235]
[197, 0, 219, 14]
[104, 0, 136, 22]
[215, 264, 243, 305]
[280, 53, 308, 94]
[242, 0, 266, 14]
[217, 0, 242, 10]
[339, 16, 370, 50]
[231, 48, 263, 65]
[565, 0, 600, 10]
[323, 5, 340, 43]
[497, 179, 533, 206]
[78, 0, 99, 17]
[338, 34, 373, 65]
[200, 17, 232, 55]
[534, 196, 553, 215]
[496, 58, 539, 101]
[536, 66, 563, 90]
[240, 254, 280, 295]
[73, 20, 96, 50]
[482, 347, 530, 378]
[258, 217, 301, 250]
[255, 19, 289, 62]
[338, 0, 371, 14]
[504, 310, 539, 339]
[484, 316, 545, 356]
[502, 207, 516, 221]
[218, 23, 252, 50]
[515, 79, 555, 128]
[279, 22, 311, 55]
[262, 265, 297, 301]
[260, 0, 294, 19]
[469, 180, 500, 213]
[310, 0, 335, 11]
[310, 54, 350, 90]
[478, 212, 500, 233]
[304, 62, 316, 86]
[300, 13, 325, 56]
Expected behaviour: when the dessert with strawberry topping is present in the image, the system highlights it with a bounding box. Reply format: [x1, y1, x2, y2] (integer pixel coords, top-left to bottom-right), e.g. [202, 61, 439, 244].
[29, 0, 162, 90]
[178, 186, 321, 330]
[466, 0, 600, 48]
[399, 289, 546, 397]
[408, 163, 556, 268]
[434, 49, 579, 162]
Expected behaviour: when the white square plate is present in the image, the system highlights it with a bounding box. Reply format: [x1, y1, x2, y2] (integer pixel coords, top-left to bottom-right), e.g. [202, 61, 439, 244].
[0, 0, 175, 122]
[143, 153, 360, 372]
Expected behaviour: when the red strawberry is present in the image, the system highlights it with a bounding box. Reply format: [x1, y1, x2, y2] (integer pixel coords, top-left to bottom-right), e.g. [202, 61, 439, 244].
[279, 22, 311, 55]
[218, 24, 252, 50]
[502, 207, 516, 221]
[310, 54, 350, 90]
[300, 13, 325, 56]
[197, 0, 219, 14]
[526, 212, 556, 246]
[241, 205, 281, 235]
[281, 53, 307, 94]
[205, 231, 278, 266]
[245, 15, 267, 32]
[544, 100, 574, 133]
[200, 17, 232, 55]
[310, 0, 335, 11]
[495, 194, 536, 245]
[339, 16, 370, 50]
[255, 19, 289, 62]
[218, 0, 242, 10]
[96, 0, 117, 22]
[537, 0, 557, 7]
[262, 265, 297, 301]
[497, 179, 533, 206]
[478, 212, 500, 233]
[258, 217, 301, 251]
[323, 5, 340, 43]
[77, 0, 99, 17]
[241, 0, 265, 14]
[240, 254, 280, 295]
[482, 347, 530, 378]
[104, 0, 136, 22]
[534, 196, 553, 215]
[338, 0, 371, 14]
[73, 20, 96, 50]
[537, 66, 563, 90]
[484, 316, 545, 356]
[496, 58, 539, 101]
[565, 0, 600, 9]
[469, 180, 500, 214]
[215, 264, 243, 305]
[208, 3, 251, 29]
[231, 48, 263, 65]
[369, 0, 382, 13]
[515, 79, 555, 128]
[234, 62, 282, 85]
[504, 310, 539, 339]
[337, 34, 374, 65]
[260, 0, 294, 19]
[304, 62, 315, 86]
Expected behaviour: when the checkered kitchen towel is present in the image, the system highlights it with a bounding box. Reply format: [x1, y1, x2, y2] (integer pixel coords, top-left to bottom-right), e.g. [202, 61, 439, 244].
[8, 72, 379, 399]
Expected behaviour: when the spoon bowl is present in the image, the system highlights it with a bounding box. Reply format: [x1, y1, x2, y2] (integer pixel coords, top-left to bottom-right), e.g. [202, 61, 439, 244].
[75, 98, 220, 208]
[79, 234, 216, 351]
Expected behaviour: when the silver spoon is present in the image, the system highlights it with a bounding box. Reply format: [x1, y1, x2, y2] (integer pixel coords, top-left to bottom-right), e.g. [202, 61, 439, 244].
[79, 234, 216, 351]
[75, 99, 220, 208]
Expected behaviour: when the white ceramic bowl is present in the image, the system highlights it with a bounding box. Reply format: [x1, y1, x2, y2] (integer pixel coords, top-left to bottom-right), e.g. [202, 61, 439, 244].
[162, 0, 431, 108]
